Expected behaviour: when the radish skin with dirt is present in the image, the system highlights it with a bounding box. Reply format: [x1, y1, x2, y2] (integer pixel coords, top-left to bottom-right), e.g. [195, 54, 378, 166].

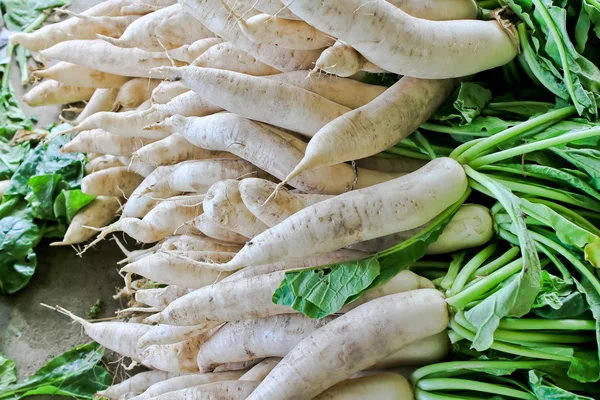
[132, 371, 246, 399]
[137, 322, 221, 348]
[33, 62, 131, 89]
[81, 166, 144, 197]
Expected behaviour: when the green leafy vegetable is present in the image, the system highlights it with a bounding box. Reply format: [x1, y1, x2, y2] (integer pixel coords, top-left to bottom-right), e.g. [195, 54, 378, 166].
[0, 354, 16, 392]
[0, 217, 39, 294]
[88, 299, 104, 319]
[0, 342, 111, 400]
[0, 139, 29, 180]
[53, 189, 95, 224]
[433, 82, 493, 125]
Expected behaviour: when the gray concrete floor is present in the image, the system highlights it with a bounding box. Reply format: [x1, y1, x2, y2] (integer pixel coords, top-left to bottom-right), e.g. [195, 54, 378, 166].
[0, 0, 129, 383]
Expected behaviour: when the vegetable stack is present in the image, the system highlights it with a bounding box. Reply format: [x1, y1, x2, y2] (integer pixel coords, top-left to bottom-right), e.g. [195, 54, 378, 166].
[7, 0, 600, 398]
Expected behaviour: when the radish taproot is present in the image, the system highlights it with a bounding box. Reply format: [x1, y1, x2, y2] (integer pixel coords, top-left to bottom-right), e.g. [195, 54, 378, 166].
[62, 129, 153, 156]
[151, 81, 189, 104]
[313, 372, 413, 400]
[246, 289, 447, 399]
[75, 88, 120, 124]
[137, 322, 221, 348]
[132, 371, 245, 399]
[240, 359, 281, 382]
[135, 285, 190, 310]
[24, 80, 95, 107]
[122, 165, 178, 218]
[114, 78, 161, 109]
[97, 370, 178, 399]
[195, 214, 251, 244]
[141, 333, 216, 373]
[85, 154, 124, 174]
[63, 109, 170, 139]
[192, 42, 281, 76]
[33, 62, 131, 89]
[167, 37, 224, 63]
[142, 380, 259, 400]
[81, 166, 144, 197]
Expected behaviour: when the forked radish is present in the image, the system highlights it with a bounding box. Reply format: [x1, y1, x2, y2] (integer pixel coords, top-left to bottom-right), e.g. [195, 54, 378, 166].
[62, 129, 153, 156]
[133, 133, 235, 166]
[141, 333, 215, 373]
[151, 81, 189, 104]
[81, 166, 144, 197]
[143, 380, 259, 400]
[195, 215, 250, 244]
[151, 66, 350, 137]
[10, 14, 138, 52]
[203, 180, 268, 238]
[98, 4, 214, 51]
[132, 371, 246, 399]
[144, 269, 432, 326]
[239, 178, 330, 227]
[281, 77, 456, 186]
[151, 114, 398, 194]
[221, 158, 467, 269]
[313, 372, 413, 400]
[114, 78, 161, 109]
[137, 322, 221, 348]
[135, 285, 190, 310]
[192, 42, 281, 76]
[280, 0, 517, 78]
[121, 251, 235, 287]
[167, 37, 224, 63]
[85, 154, 124, 174]
[50, 196, 121, 246]
[97, 371, 177, 400]
[246, 289, 448, 399]
[93, 194, 204, 244]
[24, 80, 95, 107]
[74, 88, 120, 124]
[40, 40, 185, 78]
[178, 0, 321, 71]
[33, 62, 131, 89]
[122, 165, 177, 218]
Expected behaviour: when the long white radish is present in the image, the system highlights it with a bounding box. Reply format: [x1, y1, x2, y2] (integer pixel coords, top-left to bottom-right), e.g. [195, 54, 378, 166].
[86, 0, 173, 17]
[179, 0, 321, 71]
[313, 372, 413, 400]
[222, 158, 468, 269]
[214, 360, 263, 373]
[282, 77, 456, 186]
[137, 322, 221, 348]
[133, 134, 235, 166]
[123, 165, 177, 218]
[239, 178, 330, 227]
[62, 129, 153, 156]
[148, 91, 223, 118]
[196, 314, 337, 372]
[369, 331, 450, 369]
[203, 180, 268, 238]
[141, 334, 214, 373]
[99, 4, 214, 51]
[97, 371, 177, 399]
[152, 81, 189, 104]
[151, 66, 349, 137]
[81, 167, 144, 197]
[10, 14, 138, 52]
[167, 37, 224, 63]
[236, 13, 332, 50]
[222, 249, 367, 282]
[40, 41, 185, 78]
[23, 80, 95, 107]
[74, 89, 120, 124]
[133, 371, 245, 400]
[240, 359, 281, 381]
[247, 289, 448, 399]
[192, 42, 281, 76]
[33, 62, 131, 89]
[121, 156, 156, 177]
[281, 0, 517, 78]
[50, 196, 121, 246]
[313, 42, 376, 77]
[144, 380, 259, 400]
[151, 114, 398, 195]
[95, 194, 204, 244]
[114, 78, 161, 108]
[195, 215, 250, 244]
[62, 109, 170, 139]
[135, 285, 190, 310]
[159, 159, 260, 194]
[236, 0, 300, 19]
[157, 234, 242, 253]
[85, 154, 124, 174]
[355, 155, 427, 173]
[144, 269, 432, 326]
[121, 251, 235, 287]
[387, 0, 479, 20]
[50, 306, 151, 361]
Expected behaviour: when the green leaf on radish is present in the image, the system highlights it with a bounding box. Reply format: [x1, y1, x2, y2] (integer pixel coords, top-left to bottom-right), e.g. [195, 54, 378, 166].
[0, 354, 16, 392]
[0, 342, 111, 400]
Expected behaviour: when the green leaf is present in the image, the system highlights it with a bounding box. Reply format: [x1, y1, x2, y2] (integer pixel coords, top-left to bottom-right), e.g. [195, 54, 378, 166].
[0, 216, 39, 295]
[0, 354, 16, 392]
[551, 147, 600, 190]
[24, 174, 65, 220]
[0, 88, 34, 138]
[0, 140, 29, 180]
[531, 271, 589, 318]
[1, 0, 71, 31]
[53, 190, 95, 224]
[434, 83, 493, 125]
[0, 342, 109, 400]
[486, 101, 555, 117]
[528, 370, 595, 399]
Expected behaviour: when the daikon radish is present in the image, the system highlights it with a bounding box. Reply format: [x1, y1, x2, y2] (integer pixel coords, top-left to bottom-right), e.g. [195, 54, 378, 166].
[133, 371, 245, 399]
[122, 165, 178, 218]
[192, 42, 281, 76]
[33, 62, 131, 89]
[114, 78, 161, 108]
[167, 37, 223, 63]
[74, 88, 120, 124]
[137, 322, 221, 348]
[24, 80, 95, 107]
[195, 215, 250, 244]
[151, 81, 189, 104]
[135, 285, 190, 310]
[81, 166, 144, 197]
[62, 129, 153, 156]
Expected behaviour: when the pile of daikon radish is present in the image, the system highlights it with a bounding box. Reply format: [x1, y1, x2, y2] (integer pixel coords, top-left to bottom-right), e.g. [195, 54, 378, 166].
[14, 0, 514, 397]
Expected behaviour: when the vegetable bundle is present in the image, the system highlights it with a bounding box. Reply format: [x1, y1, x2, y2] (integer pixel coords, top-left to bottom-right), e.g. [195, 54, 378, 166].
[7, 0, 600, 398]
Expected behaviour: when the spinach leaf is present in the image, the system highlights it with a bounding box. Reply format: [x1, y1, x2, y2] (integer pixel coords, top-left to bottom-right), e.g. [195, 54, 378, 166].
[434, 82, 493, 125]
[528, 370, 596, 399]
[1, 0, 71, 31]
[53, 189, 94, 224]
[0, 217, 39, 295]
[0, 342, 111, 400]
[0, 354, 16, 392]
[25, 174, 65, 220]
[0, 139, 29, 180]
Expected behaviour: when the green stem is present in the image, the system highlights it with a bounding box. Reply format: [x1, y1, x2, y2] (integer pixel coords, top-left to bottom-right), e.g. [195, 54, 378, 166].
[415, 389, 482, 400]
[486, 101, 554, 113]
[498, 318, 597, 331]
[447, 243, 497, 296]
[469, 127, 600, 168]
[384, 146, 431, 160]
[475, 247, 520, 276]
[411, 261, 451, 269]
[1, 44, 15, 90]
[440, 252, 467, 291]
[456, 106, 576, 163]
[421, 122, 493, 137]
[449, 319, 572, 362]
[449, 138, 486, 160]
[416, 378, 535, 400]
[446, 258, 523, 308]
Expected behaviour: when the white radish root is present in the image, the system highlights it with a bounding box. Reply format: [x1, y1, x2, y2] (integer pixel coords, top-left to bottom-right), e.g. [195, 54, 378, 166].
[74, 88, 120, 124]
[151, 81, 189, 104]
[24, 80, 95, 107]
[135, 285, 190, 310]
[143, 380, 259, 400]
[33, 62, 131, 89]
[132, 371, 245, 400]
[122, 165, 177, 218]
[239, 358, 281, 381]
[63, 109, 170, 139]
[167, 37, 224, 63]
[369, 331, 450, 369]
[313, 372, 413, 400]
[81, 166, 144, 197]
[114, 78, 161, 109]
[192, 42, 281, 76]
[137, 322, 221, 348]
[97, 371, 177, 400]
[62, 129, 153, 156]
[85, 155, 124, 174]
[195, 215, 250, 244]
